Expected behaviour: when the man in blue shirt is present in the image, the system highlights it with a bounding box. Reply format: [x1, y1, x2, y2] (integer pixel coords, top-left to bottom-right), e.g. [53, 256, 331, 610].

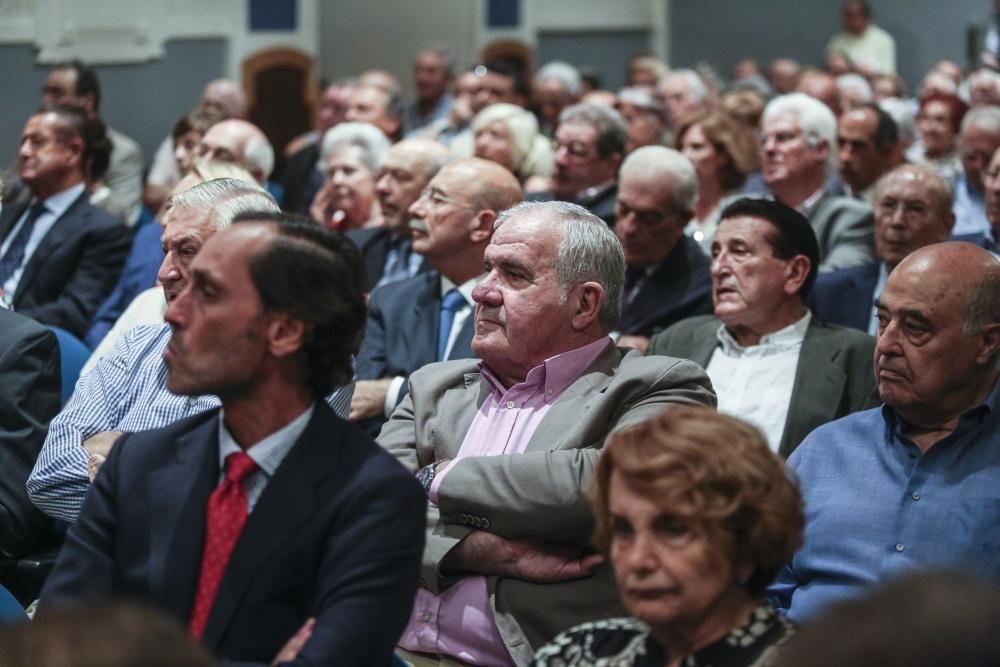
[769, 241, 1000, 623]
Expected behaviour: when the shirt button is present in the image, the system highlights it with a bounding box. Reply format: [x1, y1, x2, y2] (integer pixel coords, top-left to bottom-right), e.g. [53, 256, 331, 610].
[506, 400, 515, 409]
[896, 543, 905, 552]
[911, 491, 920, 501]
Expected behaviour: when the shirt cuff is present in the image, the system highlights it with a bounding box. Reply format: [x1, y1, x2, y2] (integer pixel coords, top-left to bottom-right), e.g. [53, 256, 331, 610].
[383, 376, 406, 418]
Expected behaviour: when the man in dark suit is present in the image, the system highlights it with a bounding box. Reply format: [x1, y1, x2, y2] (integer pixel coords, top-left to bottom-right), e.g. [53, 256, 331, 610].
[380, 201, 715, 665]
[0, 105, 129, 337]
[613, 145, 713, 352]
[41, 215, 426, 666]
[0, 307, 60, 560]
[346, 138, 449, 289]
[527, 103, 626, 226]
[351, 158, 522, 432]
[811, 164, 955, 333]
[650, 198, 877, 456]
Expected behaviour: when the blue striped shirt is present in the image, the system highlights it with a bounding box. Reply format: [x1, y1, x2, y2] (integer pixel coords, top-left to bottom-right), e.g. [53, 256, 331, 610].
[28, 324, 353, 522]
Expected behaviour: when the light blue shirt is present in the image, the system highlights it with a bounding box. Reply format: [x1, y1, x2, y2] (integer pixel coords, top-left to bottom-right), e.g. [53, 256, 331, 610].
[951, 174, 990, 237]
[768, 378, 1000, 623]
[0, 183, 85, 297]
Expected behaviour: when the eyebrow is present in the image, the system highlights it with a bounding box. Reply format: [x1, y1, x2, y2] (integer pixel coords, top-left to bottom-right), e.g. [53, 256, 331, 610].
[874, 301, 933, 325]
[190, 267, 224, 293]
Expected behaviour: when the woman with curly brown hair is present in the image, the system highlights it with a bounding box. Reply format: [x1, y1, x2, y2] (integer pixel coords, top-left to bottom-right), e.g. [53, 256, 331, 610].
[533, 406, 804, 667]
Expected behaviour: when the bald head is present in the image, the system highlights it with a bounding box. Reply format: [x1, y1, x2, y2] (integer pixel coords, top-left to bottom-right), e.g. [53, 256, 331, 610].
[874, 164, 954, 270]
[198, 119, 274, 185]
[202, 79, 247, 119]
[408, 158, 522, 282]
[376, 138, 451, 232]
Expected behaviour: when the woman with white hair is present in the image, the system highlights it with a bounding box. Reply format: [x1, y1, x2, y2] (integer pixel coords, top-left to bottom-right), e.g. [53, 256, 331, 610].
[472, 103, 553, 192]
[310, 121, 390, 231]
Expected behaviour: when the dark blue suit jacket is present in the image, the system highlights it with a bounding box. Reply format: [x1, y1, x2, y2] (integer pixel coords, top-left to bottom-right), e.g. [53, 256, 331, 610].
[618, 235, 713, 337]
[0, 193, 129, 338]
[40, 404, 426, 666]
[357, 271, 475, 432]
[809, 262, 880, 332]
[346, 226, 430, 291]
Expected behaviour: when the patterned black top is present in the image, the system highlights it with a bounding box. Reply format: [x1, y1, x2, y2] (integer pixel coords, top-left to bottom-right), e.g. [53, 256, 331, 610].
[531, 603, 793, 667]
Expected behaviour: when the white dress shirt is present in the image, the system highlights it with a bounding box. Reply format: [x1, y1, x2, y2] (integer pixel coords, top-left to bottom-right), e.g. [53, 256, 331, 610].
[705, 311, 811, 452]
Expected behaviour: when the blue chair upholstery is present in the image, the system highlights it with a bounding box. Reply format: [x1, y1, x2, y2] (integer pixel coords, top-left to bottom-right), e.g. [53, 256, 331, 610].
[47, 326, 90, 405]
[0, 583, 26, 623]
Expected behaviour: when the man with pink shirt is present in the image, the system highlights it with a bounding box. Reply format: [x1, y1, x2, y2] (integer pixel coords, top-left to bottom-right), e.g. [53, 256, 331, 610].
[379, 200, 715, 666]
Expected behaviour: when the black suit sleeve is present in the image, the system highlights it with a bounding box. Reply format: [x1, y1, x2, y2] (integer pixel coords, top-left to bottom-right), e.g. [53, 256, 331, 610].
[356, 289, 389, 381]
[0, 318, 60, 557]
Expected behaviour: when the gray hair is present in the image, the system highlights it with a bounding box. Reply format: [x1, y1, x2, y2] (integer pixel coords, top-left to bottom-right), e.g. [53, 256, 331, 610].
[244, 133, 275, 182]
[317, 121, 391, 174]
[964, 264, 1000, 340]
[416, 44, 455, 75]
[558, 103, 628, 158]
[879, 97, 918, 147]
[471, 103, 541, 170]
[620, 145, 699, 214]
[764, 93, 839, 171]
[494, 200, 625, 330]
[166, 177, 278, 231]
[535, 61, 583, 96]
[962, 105, 1000, 136]
[617, 86, 666, 116]
[837, 73, 873, 102]
[664, 69, 709, 102]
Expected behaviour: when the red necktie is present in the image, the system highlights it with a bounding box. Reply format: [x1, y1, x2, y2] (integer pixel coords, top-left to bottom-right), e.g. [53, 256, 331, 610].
[189, 451, 259, 639]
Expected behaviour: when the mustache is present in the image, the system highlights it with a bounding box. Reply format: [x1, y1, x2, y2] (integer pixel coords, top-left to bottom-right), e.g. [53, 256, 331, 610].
[409, 219, 428, 234]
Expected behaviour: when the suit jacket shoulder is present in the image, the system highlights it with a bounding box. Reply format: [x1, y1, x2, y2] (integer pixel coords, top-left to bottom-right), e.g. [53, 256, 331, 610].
[647, 314, 720, 366]
[809, 195, 875, 272]
[809, 262, 880, 331]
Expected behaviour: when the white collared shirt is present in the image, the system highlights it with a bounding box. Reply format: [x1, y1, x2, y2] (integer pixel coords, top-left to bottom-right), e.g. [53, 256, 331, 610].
[705, 311, 811, 452]
[1, 182, 86, 298]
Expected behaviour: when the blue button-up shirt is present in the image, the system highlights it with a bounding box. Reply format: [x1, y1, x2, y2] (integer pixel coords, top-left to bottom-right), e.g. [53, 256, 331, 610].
[768, 377, 1000, 623]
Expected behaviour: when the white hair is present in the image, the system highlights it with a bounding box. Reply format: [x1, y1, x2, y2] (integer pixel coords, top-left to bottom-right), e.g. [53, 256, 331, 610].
[763, 93, 838, 171]
[837, 73, 873, 103]
[535, 61, 582, 96]
[879, 97, 918, 147]
[962, 105, 1000, 136]
[663, 69, 709, 102]
[316, 121, 391, 174]
[244, 133, 275, 182]
[166, 177, 278, 231]
[619, 145, 699, 213]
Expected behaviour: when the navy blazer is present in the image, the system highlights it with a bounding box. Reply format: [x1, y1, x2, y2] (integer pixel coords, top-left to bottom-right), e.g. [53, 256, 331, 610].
[40, 404, 426, 666]
[0, 193, 129, 337]
[809, 262, 880, 332]
[356, 271, 475, 433]
[346, 226, 430, 290]
[618, 235, 714, 337]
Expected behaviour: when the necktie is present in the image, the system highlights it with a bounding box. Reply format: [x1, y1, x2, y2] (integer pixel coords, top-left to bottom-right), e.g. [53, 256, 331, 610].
[437, 288, 466, 361]
[375, 239, 413, 289]
[189, 451, 259, 638]
[622, 266, 645, 309]
[0, 202, 48, 287]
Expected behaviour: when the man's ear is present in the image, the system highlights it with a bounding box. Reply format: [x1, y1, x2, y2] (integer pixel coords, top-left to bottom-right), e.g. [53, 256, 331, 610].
[784, 255, 811, 296]
[571, 281, 605, 331]
[975, 322, 1000, 366]
[267, 313, 307, 359]
[811, 138, 830, 165]
[469, 209, 497, 243]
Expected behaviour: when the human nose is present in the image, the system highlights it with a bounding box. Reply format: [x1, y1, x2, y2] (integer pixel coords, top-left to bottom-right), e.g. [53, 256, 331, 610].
[710, 249, 729, 277]
[163, 282, 191, 328]
[472, 276, 501, 307]
[157, 252, 181, 286]
[874, 316, 902, 357]
[408, 191, 428, 219]
[621, 531, 658, 574]
[375, 173, 391, 196]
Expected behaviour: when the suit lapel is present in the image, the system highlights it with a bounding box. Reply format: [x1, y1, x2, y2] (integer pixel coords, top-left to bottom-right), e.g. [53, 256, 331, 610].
[447, 312, 475, 361]
[149, 412, 221, 620]
[16, 193, 89, 296]
[685, 319, 722, 368]
[779, 321, 846, 457]
[431, 371, 490, 460]
[0, 200, 28, 244]
[201, 406, 341, 646]
[401, 274, 441, 367]
[525, 343, 620, 453]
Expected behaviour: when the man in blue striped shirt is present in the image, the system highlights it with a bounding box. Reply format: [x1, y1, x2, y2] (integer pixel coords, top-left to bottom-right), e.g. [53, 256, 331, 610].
[27, 178, 353, 522]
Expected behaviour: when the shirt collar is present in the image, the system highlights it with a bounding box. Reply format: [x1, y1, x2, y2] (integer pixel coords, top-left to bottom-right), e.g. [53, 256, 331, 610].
[576, 179, 615, 205]
[37, 182, 86, 219]
[480, 337, 613, 399]
[716, 310, 811, 353]
[882, 376, 1000, 447]
[217, 404, 315, 476]
[440, 274, 481, 305]
[796, 186, 826, 217]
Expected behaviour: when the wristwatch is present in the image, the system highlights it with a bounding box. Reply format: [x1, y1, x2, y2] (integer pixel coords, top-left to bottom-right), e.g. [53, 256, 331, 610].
[417, 462, 436, 493]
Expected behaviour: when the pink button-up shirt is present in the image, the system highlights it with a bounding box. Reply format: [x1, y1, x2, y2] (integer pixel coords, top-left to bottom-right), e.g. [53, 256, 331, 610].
[398, 338, 612, 665]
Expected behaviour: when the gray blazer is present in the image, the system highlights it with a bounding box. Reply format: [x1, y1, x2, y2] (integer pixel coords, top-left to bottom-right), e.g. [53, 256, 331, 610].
[648, 314, 878, 457]
[809, 193, 875, 272]
[377, 341, 715, 665]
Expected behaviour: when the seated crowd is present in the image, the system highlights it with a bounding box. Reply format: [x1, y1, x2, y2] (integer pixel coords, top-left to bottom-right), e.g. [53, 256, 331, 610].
[2, 1, 1000, 665]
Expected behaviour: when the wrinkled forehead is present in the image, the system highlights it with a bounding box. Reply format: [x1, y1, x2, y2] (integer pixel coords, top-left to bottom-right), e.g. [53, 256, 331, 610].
[489, 213, 563, 260]
[881, 256, 968, 318]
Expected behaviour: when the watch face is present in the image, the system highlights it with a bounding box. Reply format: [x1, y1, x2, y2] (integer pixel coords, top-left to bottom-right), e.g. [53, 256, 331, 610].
[418, 465, 434, 491]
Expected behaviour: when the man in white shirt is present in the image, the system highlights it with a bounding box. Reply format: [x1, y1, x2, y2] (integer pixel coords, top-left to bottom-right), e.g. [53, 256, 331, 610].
[825, 0, 897, 76]
[351, 158, 523, 432]
[649, 197, 877, 456]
